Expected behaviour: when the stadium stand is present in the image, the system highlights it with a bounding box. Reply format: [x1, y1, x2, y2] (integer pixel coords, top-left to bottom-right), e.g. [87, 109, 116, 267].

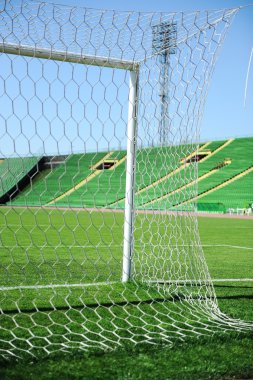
[145, 137, 253, 211]
[197, 168, 253, 211]
[10, 152, 106, 206]
[202, 140, 225, 152]
[1, 137, 252, 213]
[0, 156, 42, 203]
[54, 144, 196, 208]
[53, 150, 127, 207]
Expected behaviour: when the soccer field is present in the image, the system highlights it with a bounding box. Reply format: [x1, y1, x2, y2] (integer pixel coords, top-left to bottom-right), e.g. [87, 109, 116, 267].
[1, 208, 251, 295]
[0, 209, 253, 379]
[1, 207, 252, 283]
[0, 207, 252, 364]
[0, 0, 252, 377]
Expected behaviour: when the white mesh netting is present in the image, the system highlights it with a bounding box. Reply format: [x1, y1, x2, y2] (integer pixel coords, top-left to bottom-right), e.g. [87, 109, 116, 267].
[0, 0, 252, 360]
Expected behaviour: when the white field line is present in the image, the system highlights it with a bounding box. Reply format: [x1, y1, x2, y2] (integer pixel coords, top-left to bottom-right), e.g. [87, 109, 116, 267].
[1, 279, 253, 292]
[1, 207, 253, 219]
[148, 279, 253, 284]
[212, 278, 253, 282]
[1, 244, 122, 249]
[1, 244, 253, 251]
[0, 281, 118, 292]
[202, 244, 253, 251]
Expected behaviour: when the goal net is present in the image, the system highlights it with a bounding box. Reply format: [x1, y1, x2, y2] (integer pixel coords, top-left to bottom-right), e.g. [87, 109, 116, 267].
[0, 0, 251, 360]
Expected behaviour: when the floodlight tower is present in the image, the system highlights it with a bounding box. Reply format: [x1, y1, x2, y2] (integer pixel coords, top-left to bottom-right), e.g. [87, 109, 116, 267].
[152, 22, 177, 145]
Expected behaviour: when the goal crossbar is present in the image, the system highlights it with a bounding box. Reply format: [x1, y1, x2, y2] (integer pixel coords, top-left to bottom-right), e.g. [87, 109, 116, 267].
[0, 42, 138, 71]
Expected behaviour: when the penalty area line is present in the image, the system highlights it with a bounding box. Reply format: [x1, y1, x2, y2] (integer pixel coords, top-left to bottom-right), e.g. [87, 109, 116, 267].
[0, 281, 118, 292]
[2, 244, 253, 250]
[1, 279, 253, 292]
[148, 279, 253, 284]
[212, 278, 253, 282]
[202, 244, 253, 251]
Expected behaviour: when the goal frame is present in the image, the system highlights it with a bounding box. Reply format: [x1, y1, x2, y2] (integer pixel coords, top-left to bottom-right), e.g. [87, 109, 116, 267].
[0, 41, 139, 283]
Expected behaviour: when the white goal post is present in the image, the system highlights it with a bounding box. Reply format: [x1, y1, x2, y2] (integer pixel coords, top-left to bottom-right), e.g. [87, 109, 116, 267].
[122, 70, 138, 282]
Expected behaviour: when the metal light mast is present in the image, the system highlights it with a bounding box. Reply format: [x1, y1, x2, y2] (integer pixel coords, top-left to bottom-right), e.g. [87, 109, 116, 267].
[152, 22, 177, 145]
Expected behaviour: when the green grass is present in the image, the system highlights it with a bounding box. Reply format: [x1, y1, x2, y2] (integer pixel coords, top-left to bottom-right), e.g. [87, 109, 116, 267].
[0, 208, 252, 379]
[199, 217, 253, 279]
[1, 335, 252, 380]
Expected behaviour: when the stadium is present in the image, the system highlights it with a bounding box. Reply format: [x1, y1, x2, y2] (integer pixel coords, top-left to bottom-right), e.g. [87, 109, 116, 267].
[0, 0, 252, 379]
[1, 137, 253, 211]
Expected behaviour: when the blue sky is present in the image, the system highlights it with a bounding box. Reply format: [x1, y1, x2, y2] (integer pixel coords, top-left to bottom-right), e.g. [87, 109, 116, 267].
[52, 0, 253, 142]
[0, 0, 252, 157]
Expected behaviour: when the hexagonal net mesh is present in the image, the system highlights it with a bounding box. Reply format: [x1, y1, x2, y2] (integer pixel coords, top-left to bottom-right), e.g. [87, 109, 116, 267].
[0, 0, 251, 360]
